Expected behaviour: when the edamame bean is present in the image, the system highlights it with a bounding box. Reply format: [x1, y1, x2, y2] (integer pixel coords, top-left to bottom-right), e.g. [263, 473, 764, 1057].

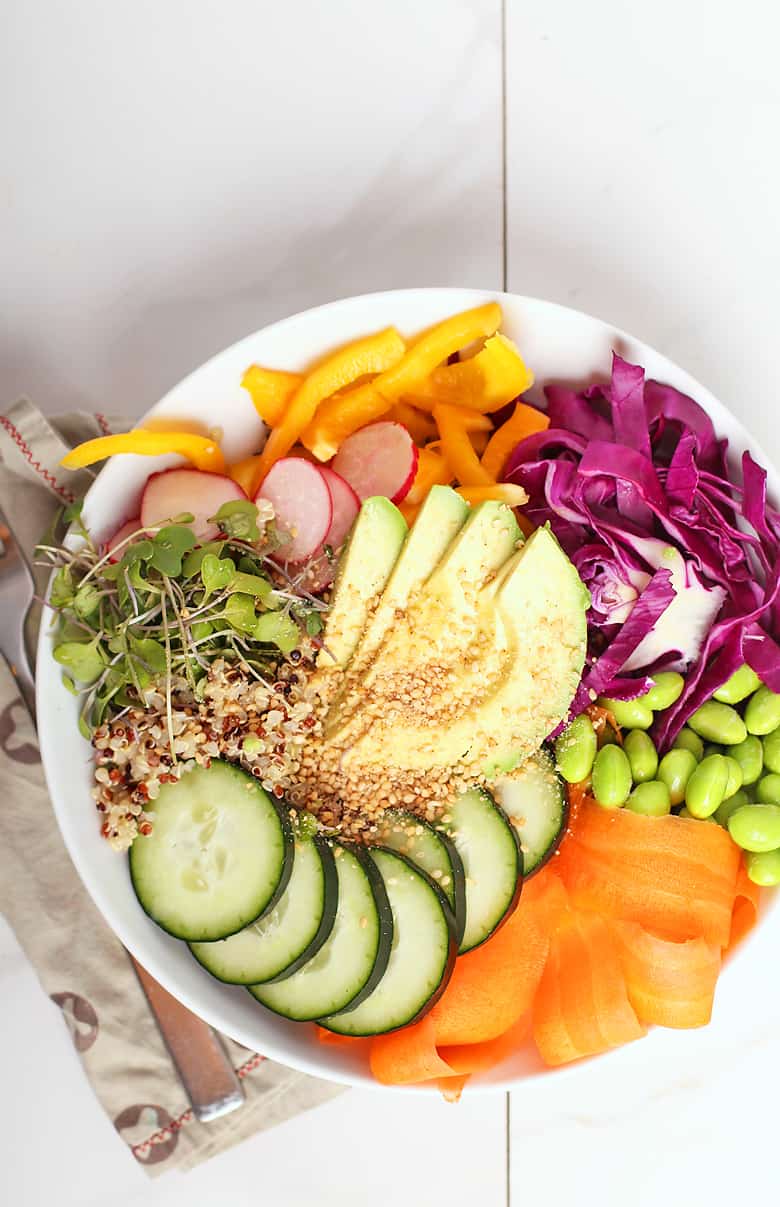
[677, 806, 717, 824]
[554, 714, 598, 784]
[723, 756, 743, 800]
[714, 790, 751, 828]
[745, 686, 780, 736]
[745, 849, 780, 887]
[762, 727, 780, 775]
[598, 696, 653, 730]
[730, 735, 763, 785]
[672, 728, 704, 761]
[713, 664, 762, 704]
[591, 744, 632, 808]
[757, 773, 780, 804]
[703, 742, 723, 759]
[687, 701, 747, 745]
[641, 672, 685, 711]
[623, 730, 659, 783]
[657, 749, 698, 805]
[728, 803, 780, 852]
[685, 754, 729, 819]
[625, 781, 671, 816]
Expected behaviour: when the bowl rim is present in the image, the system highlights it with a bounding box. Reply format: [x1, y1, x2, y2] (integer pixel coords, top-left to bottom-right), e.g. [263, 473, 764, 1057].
[36, 285, 780, 1093]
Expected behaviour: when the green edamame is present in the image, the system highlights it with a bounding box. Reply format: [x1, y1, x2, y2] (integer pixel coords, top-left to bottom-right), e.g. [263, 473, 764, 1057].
[728, 803, 780, 852]
[641, 672, 684, 711]
[687, 701, 747, 745]
[703, 742, 723, 759]
[685, 754, 729, 819]
[745, 849, 780, 887]
[677, 806, 717, 824]
[672, 728, 704, 761]
[730, 735, 763, 785]
[591, 744, 632, 808]
[745, 686, 780, 736]
[714, 790, 751, 828]
[597, 696, 653, 731]
[625, 781, 671, 816]
[554, 714, 598, 784]
[756, 773, 780, 804]
[762, 727, 780, 775]
[657, 749, 698, 805]
[623, 730, 659, 783]
[713, 664, 762, 704]
[723, 756, 743, 800]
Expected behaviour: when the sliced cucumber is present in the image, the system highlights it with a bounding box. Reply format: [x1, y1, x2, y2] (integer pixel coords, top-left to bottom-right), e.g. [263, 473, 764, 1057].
[129, 761, 293, 942]
[320, 848, 457, 1036]
[374, 808, 466, 945]
[249, 845, 392, 1021]
[439, 788, 523, 953]
[189, 835, 338, 985]
[494, 748, 568, 877]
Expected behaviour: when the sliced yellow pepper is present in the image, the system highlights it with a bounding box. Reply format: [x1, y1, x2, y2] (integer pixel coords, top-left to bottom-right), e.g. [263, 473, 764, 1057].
[405, 446, 453, 506]
[302, 303, 502, 460]
[433, 404, 496, 488]
[480, 401, 550, 479]
[456, 484, 529, 507]
[469, 430, 490, 457]
[229, 455, 264, 495]
[256, 327, 406, 479]
[390, 401, 438, 445]
[406, 333, 534, 414]
[241, 366, 302, 427]
[60, 430, 226, 474]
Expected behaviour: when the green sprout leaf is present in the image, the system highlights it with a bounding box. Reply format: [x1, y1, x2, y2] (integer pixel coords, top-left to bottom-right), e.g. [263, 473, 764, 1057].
[227, 570, 277, 604]
[129, 636, 167, 675]
[50, 566, 74, 609]
[209, 499, 261, 542]
[182, 541, 225, 578]
[190, 620, 214, 643]
[61, 672, 79, 696]
[54, 639, 106, 684]
[78, 711, 92, 740]
[62, 499, 84, 524]
[254, 610, 299, 655]
[150, 525, 197, 577]
[73, 581, 102, 619]
[293, 811, 319, 841]
[121, 539, 154, 570]
[201, 553, 235, 600]
[224, 592, 257, 634]
[305, 612, 323, 637]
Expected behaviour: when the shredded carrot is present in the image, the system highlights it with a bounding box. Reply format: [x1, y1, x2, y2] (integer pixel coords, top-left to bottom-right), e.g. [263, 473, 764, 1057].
[437, 1075, 470, 1103]
[370, 1015, 453, 1086]
[611, 921, 721, 1029]
[729, 860, 761, 949]
[438, 1011, 532, 1076]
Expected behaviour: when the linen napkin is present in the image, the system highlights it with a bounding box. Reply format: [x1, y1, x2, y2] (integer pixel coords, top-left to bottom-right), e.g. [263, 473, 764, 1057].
[0, 400, 343, 1175]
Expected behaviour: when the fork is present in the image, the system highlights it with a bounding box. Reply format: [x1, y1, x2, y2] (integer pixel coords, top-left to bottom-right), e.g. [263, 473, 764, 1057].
[0, 504, 244, 1122]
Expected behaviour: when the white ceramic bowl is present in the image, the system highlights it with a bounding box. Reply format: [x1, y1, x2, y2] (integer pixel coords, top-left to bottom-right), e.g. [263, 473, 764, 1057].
[36, 288, 780, 1091]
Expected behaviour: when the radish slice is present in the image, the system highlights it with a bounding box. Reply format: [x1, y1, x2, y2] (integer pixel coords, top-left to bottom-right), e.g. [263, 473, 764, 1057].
[306, 467, 361, 590]
[255, 458, 333, 563]
[106, 517, 145, 561]
[332, 421, 418, 503]
[141, 469, 247, 542]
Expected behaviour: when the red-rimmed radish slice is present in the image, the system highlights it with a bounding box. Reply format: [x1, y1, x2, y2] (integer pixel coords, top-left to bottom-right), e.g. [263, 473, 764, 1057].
[106, 517, 145, 561]
[255, 457, 332, 563]
[332, 421, 418, 503]
[141, 469, 247, 542]
[307, 467, 361, 590]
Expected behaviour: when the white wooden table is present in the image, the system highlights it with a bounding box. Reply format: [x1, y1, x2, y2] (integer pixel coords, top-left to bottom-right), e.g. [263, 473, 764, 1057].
[2, 2, 779, 1202]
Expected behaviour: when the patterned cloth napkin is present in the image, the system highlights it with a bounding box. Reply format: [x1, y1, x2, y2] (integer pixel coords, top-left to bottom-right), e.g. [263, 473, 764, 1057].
[0, 401, 343, 1175]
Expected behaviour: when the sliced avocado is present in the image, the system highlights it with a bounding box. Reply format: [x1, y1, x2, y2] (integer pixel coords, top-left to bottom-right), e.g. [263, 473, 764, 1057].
[325, 486, 469, 736]
[344, 526, 587, 773]
[314, 496, 407, 691]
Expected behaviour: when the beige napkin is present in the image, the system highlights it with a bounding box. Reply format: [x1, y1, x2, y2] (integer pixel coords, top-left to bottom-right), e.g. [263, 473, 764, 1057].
[0, 400, 343, 1175]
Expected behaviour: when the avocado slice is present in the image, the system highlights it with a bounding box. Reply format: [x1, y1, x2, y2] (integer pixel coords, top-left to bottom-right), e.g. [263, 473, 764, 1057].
[343, 526, 588, 774]
[327, 499, 521, 739]
[314, 496, 407, 696]
[325, 486, 470, 735]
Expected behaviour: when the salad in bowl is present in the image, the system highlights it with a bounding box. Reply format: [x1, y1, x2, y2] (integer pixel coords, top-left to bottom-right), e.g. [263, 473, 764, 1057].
[36, 289, 780, 1095]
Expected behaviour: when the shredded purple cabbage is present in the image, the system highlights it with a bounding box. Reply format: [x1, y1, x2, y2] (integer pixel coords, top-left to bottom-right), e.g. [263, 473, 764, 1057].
[505, 353, 780, 747]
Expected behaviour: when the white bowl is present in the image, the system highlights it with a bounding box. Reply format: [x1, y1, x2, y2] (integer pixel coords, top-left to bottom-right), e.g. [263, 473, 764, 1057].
[36, 288, 780, 1092]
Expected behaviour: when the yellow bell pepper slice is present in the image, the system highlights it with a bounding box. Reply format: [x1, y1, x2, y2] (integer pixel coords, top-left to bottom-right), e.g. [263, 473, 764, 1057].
[469, 430, 490, 457]
[390, 401, 438, 445]
[241, 366, 302, 427]
[456, 484, 529, 507]
[405, 446, 453, 505]
[256, 327, 405, 478]
[229, 455, 264, 495]
[60, 430, 226, 474]
[480, 401, 550, 479]
[433, 404, 495, 487]
[301, 303, 502, 460]
[406, 333, 534, 414]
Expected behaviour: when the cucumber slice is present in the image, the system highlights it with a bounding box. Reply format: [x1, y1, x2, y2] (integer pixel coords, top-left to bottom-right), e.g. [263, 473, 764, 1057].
[189, 835, 338, 984]
[129, 761, 293, 942]
[249, 845, 392, 1021]
[320, 849, 457, 1036]
[374, 808, 466, 945]
[494, 748, 568, 877]
[440, 788, 523, 953]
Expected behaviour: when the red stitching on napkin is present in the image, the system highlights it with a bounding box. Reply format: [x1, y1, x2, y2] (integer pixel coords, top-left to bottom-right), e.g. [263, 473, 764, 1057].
[94, 412, 112, 437]
[236, 1052, 266, 1079]
[0, 415, 76, 503]
[131, 1106, 193, 1157]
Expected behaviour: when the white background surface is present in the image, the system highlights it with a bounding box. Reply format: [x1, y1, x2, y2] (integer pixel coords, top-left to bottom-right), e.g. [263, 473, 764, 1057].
[2, 1, 780, 1203]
